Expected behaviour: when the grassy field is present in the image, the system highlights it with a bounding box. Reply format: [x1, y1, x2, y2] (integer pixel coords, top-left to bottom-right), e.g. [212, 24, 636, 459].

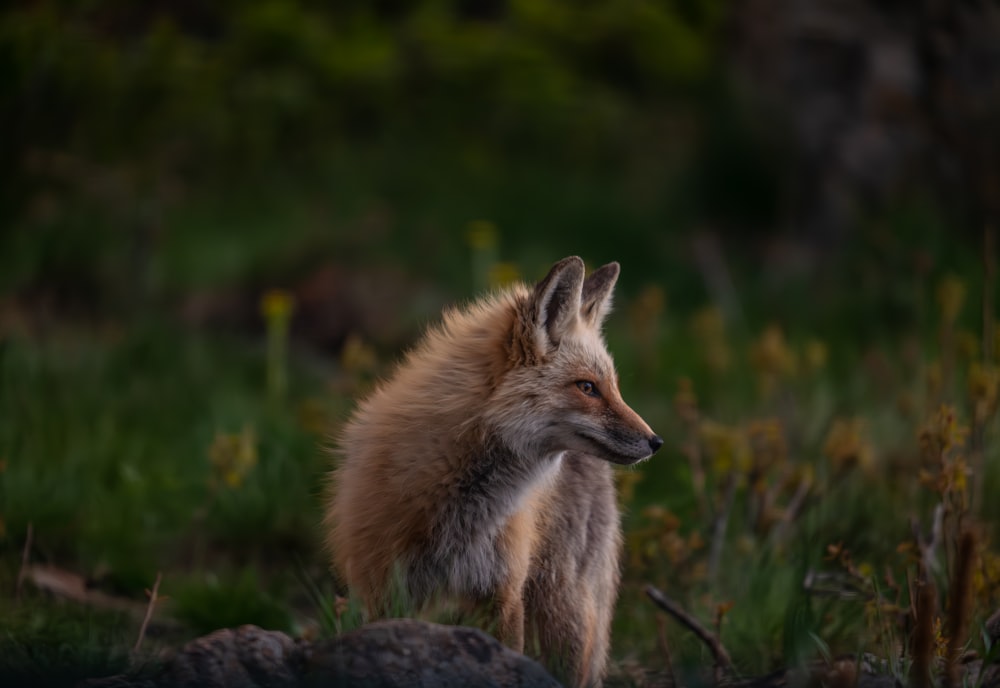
[1, 149, 998, 686]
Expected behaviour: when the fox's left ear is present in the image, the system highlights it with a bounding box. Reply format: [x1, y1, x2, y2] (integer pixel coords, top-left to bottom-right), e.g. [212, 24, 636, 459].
[580, 261, 619, 328]
[532, 256, 585, 350]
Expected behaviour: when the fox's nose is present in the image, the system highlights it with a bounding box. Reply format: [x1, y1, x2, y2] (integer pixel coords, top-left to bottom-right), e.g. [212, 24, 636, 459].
[648, 435, 664, 454]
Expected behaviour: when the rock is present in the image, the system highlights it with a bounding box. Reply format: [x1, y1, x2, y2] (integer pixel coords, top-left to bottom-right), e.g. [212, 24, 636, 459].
[161, 625, 307, 688]
[82, 620, 560, 688]
[306, 619, 561, 688]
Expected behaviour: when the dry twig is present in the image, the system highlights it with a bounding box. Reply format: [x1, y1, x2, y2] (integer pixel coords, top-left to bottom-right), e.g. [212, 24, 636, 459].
[655, 612, 678, 687]
[945, 528, 976, 688]
[645, 584, 735, 679]
[133, 571, 163, 655]
[770, 476, 812, 545]
[911, 505, 944, 579]
[910, 575, 936, 688]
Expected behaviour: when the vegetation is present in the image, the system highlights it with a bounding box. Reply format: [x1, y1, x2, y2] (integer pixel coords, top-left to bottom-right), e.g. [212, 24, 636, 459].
[2, 225, 996, 685]
[2, 1, 998, 686]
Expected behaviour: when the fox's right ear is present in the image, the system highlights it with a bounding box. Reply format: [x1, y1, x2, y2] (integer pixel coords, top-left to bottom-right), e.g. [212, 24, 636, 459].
[532, 256, 585, 350]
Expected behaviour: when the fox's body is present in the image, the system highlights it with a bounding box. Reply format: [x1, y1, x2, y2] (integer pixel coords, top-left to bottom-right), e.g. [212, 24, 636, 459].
[325, 257, 661, 686]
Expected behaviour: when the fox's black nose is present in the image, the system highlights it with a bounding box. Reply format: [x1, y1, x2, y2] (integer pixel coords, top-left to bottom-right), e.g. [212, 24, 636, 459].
[648, 435, 664, 453]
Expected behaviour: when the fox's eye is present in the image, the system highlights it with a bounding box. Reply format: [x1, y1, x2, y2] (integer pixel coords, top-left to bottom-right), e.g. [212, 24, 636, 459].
[576, 380, 600, 398]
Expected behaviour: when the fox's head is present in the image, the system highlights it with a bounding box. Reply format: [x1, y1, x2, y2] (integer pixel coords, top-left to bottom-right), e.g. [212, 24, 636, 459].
[490, 256, 662, 466]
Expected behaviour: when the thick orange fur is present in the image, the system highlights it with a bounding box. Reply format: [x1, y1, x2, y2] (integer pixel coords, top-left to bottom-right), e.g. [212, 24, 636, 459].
[324, 257, 661, 686]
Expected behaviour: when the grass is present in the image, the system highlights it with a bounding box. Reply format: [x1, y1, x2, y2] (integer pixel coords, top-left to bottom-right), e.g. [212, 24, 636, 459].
[1, 148, 998, 685]
[0, 599, 135, 688]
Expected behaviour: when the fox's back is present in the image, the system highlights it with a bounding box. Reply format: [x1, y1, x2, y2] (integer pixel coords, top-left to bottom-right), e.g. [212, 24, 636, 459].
[325, 289, 527, 602]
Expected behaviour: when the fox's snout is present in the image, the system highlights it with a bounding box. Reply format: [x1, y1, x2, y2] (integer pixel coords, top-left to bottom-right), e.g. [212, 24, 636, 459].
[601, 393, 662, 464]
[611, 429, 662, 465]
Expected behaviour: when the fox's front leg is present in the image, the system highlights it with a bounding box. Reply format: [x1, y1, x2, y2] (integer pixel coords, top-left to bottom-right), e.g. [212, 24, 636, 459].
[496, 590, 526, 652]
[494, 502, 541, 652]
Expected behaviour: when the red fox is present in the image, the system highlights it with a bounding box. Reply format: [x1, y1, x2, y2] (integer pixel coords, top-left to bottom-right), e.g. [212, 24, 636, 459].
[324, 256, 662, 686]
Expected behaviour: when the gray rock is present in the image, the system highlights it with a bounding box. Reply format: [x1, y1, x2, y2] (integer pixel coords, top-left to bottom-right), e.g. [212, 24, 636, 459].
[161, 625, 307, 688]
[83, 620, 560, 688]
[306, 620, 561, 688]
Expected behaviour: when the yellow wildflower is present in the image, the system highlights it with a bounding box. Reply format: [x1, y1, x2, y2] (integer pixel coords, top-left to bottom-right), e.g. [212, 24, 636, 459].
[751, 325, 797, 376]
[933, 616, 947, 659]
[674, 377, 699, 425]
[919, 405, 968, 461]
[701, 420, 750, 474]
[341, 333, 377, 375]
[747, 418, 788, 474]
[690, 306, 726, 342]
[260, 289, 295, 325]
[968, 362, 999, 423]
[973, 548, 1000, 608]
[751, 324, 798, 398]
[208, 426, 258, 489]
[688, 307, 731, 373]
[687, 530, 705, 551]
[261, 288, 296, 400]
[823, 418, 875, 473]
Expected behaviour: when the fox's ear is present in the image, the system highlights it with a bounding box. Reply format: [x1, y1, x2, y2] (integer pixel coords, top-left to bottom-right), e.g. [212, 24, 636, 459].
[580, 261, 619, 328]
[532, 256, 585, 348]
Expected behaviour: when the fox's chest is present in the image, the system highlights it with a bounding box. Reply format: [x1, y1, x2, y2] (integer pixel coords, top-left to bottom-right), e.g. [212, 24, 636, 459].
[401, 505, 510, 602]
[405, 451, 564, 600]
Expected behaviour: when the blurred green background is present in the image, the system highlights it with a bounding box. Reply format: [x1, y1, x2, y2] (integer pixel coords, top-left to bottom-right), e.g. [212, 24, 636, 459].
[2, 1, 999, 685]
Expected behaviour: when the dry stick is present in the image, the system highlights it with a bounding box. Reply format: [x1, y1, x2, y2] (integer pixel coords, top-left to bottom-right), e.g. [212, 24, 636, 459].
[654, 612, 678, 688]
[770, 476, 812, 546]
[645, 585, 735, 678]
[712, 604, 729, 687]
[910, 512, 940, 688]
[911, 505, 944, 580]
[909, 575, 936, 688]
[945, 528, 977, 688]
[133, 571, 163, 655]
[15, 522, 33, 600]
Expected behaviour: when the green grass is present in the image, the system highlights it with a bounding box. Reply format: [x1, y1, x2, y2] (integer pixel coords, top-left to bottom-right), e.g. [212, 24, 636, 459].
[0, 597, 136, 688]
